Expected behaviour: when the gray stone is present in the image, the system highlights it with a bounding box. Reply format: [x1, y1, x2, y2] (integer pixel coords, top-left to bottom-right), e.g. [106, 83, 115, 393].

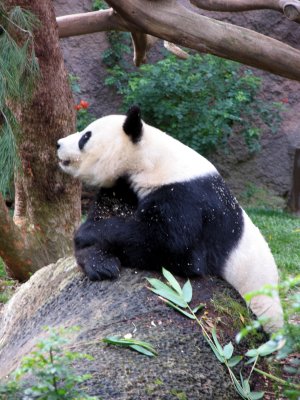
[0, 257, 244, 399]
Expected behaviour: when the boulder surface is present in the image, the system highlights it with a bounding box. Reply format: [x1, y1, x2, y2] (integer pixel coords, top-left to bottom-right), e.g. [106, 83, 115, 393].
[0, 256, 245, 399]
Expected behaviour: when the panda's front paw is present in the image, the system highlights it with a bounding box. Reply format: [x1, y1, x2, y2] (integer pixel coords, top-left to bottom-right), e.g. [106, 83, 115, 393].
[75, 246, 120, 281]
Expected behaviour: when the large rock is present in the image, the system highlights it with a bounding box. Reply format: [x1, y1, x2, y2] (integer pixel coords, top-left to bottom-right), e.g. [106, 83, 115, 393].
[0, 257, 248, 399]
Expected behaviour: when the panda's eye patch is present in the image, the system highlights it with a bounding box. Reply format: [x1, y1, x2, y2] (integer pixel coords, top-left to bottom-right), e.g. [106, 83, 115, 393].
[79, 131, 92, 150]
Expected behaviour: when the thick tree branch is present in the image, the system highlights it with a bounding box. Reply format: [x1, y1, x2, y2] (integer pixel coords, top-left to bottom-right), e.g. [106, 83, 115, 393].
[104, 0, 300, 82]
[57, 10, 189, 65]
[190, 0, 300, 21]
[57, 8, 135, 38]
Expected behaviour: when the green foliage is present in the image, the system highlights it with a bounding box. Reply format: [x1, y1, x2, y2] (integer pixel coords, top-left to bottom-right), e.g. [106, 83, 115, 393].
[91, 0, 108, 11]
[0, 326, 98, 400]
[236, 276, 300, 399]
[92, 0, 132, 91]
[148, 268, 300, 399]
[108, 54, 282, 155]
[69, 74, 95, 131]
[147, 269, 265, 399]
[0, 5, 39, 194]
[75, 105, 95, 132]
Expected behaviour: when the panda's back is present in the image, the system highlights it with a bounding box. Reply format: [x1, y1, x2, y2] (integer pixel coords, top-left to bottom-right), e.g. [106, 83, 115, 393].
[137, 172, 244, 276]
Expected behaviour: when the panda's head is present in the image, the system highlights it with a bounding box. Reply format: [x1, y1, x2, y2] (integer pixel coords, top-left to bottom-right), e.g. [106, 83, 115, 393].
[57, 106, 143, 187]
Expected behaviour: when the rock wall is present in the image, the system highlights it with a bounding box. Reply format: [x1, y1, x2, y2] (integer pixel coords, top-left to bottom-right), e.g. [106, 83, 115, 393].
[54, 1, 300, 202]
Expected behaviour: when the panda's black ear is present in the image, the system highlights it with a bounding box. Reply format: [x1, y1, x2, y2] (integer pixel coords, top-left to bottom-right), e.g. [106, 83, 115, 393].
[123, 105, 143, 143]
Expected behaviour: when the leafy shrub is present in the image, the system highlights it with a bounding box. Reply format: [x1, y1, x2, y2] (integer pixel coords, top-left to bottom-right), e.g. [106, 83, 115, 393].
[107, 54, 282, 155]
[0, 327, 98, 399]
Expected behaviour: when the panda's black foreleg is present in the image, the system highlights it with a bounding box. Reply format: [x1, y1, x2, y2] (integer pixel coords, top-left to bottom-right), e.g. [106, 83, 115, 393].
[74, 216, 148, 280]
[74, 216, 208, 280]
[74, 215, 157, 271]
[75, 244, 121, 281]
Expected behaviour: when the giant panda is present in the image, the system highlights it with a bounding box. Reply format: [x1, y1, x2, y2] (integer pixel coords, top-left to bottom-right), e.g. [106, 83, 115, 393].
[57, 105, 283, 332]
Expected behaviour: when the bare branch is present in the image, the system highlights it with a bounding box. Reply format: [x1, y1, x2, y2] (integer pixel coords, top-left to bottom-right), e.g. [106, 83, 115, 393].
[190, 0, 281, 12]
[164, 41, 189, 59]
[130, 32, 152, 66]
[57, 8, 135, 38]
[190, 0, 300, 21]
[282, 1, 300, 21]
[105, 0, 300, 82]
[57, 10, 189, 65]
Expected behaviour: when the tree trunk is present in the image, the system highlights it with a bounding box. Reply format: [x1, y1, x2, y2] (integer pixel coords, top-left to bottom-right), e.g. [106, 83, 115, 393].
[0, 0, 81, 281]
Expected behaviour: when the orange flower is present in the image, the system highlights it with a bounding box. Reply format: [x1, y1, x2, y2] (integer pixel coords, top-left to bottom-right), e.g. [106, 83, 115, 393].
[80, 100, 89, 109]
[74, 104, 82, 110]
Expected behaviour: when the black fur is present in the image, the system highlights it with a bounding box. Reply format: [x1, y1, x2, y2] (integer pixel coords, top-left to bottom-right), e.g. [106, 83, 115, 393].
[79, 131, 92, 150]
[123, 106, 143, 143]
[74, 173, 244, 280]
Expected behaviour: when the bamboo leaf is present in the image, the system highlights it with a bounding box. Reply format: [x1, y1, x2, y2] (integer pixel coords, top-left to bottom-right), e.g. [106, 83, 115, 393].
[223, 342, 234, 360]
[249, 392, 265, 400]
[150, 288, 188, 308]
[102, 336, 157, 355]
[207, 341, 225, 363]
[227, 355, 242, 367]
[256, 340, 280, 357]
[245, 356, 257, 365]
[162, 268, 183, 295]
[192, 303, 205, 314]
[165, 300, 196, 319]
[103, 337, 157, 356]
[129, 344, 157, 357]
[182, 279, 193, 303]
[242, 378, 250, 393]
[211, 328, 224, 356]
[245, 349, 258, 358]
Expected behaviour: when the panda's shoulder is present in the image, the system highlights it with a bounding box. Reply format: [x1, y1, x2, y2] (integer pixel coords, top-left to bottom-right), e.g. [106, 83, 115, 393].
[139, 173, 238, 215]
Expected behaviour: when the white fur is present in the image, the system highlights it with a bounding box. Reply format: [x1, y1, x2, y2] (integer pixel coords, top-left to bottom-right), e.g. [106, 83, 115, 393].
[57, 115, 216, 196]
[223, 211, 283, 332]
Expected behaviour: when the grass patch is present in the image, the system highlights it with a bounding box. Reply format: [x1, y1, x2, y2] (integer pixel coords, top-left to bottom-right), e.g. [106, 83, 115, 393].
[247, 208, 300, 276]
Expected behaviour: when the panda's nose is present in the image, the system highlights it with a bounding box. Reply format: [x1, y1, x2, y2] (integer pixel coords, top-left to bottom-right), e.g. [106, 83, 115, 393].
[56, 141, 61, 150]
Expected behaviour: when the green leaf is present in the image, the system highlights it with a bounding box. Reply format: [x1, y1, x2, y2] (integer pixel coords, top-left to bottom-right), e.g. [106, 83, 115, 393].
[129, 344, 157, 357]
[207, 341, 225, 363]
[162, 268, 182, 295]
[223, 342, 234, 360]
[165, 300, 196, 319]
[249, 391, 265, 400]
[245, 349, 258, 358]
[192, 303, 205, 314]
[227, 355, 242, 367]
[102, 336, 157, 355]
[147, 278, 187, 308]
[242, 378, 250, 393]
[211, 328, 224, 356]
[245, 356, 257, 365]
[257, 340, 280, 357]
[182, 280, 193, 303]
